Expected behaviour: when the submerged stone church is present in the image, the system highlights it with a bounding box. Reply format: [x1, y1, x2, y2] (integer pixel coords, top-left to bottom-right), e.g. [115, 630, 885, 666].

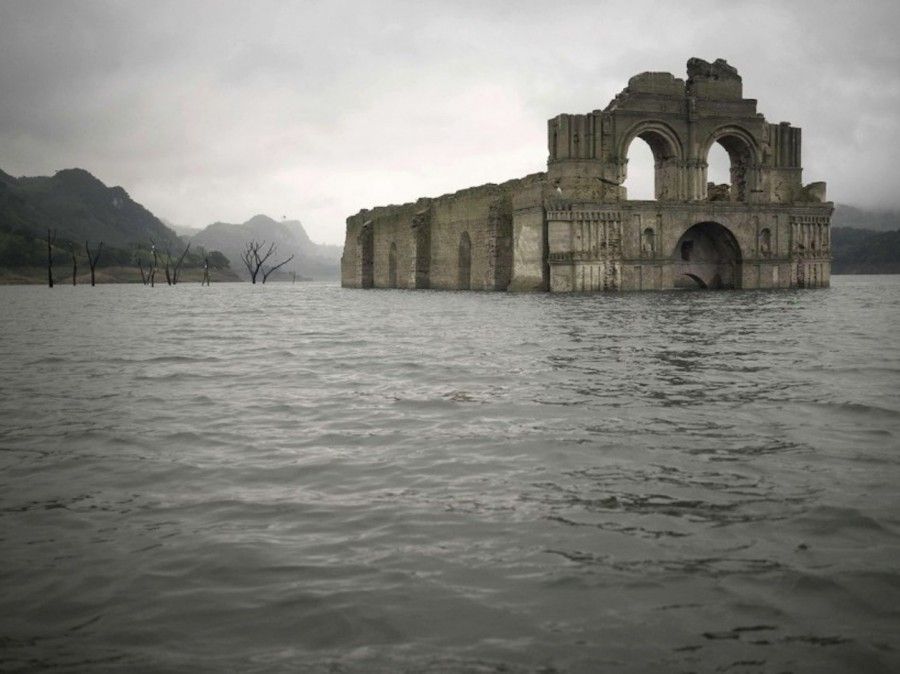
[341, 58, 831, 292]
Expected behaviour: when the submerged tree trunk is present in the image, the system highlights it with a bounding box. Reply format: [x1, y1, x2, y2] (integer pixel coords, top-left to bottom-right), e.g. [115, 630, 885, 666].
[138, 259, 147, 285]
[85, 241, 102, 287]
[71, 247, 77, 285]
[171, 243, 190, 285]
[150, 245, 158, 287]
[47, 229, 56, 288]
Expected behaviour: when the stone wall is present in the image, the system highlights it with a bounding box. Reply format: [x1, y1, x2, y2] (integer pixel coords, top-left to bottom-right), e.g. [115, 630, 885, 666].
[342, 174, 544, 291]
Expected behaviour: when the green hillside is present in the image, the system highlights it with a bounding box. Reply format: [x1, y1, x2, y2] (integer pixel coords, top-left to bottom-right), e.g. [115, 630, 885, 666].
[0, 168, 180, 248]
[0, 167, 235, 283]
[831, 227, 900, 274]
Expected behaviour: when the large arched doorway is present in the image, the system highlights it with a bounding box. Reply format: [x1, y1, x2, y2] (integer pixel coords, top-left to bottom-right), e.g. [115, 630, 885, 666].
[458, 232, 472, 290]
[673, 222, 742, 289]
[387, 242, 398, 288]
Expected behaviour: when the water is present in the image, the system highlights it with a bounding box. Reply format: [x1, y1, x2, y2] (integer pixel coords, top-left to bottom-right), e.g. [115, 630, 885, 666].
[1, 277, 899, 673]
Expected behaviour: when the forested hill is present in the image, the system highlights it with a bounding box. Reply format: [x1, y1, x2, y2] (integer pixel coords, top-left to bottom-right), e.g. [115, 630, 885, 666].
[829, 205, 900, 274]
[831, 227, 900, 274]
[0, 167, 180, 248]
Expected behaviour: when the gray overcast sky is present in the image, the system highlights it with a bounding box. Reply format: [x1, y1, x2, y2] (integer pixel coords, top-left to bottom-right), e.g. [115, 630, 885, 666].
[1, 0, 899, 245]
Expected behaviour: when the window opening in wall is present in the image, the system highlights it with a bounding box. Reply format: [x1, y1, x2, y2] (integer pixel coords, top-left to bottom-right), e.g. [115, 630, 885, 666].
[706, 142, 731, 200]
[623, 138, 655, 201]
[706, 134, 753, 201]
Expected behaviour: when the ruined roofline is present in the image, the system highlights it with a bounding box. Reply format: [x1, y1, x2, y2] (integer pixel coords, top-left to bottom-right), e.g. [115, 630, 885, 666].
[350, 171, 546, 220]
[595, 57, 747, 113]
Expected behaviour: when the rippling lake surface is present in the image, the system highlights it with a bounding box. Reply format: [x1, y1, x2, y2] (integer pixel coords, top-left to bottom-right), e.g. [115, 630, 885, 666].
[1, 277, 899, 673]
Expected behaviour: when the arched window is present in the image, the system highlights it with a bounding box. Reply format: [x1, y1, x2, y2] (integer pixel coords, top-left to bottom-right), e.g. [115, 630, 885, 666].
[706, 132, 755, 202]
[458, 232, 472, 290]
[623, 138, 656, 201]
[623, 128, 681, 201]
[706, 142, 731, 199]
[388, 242, 398, 288]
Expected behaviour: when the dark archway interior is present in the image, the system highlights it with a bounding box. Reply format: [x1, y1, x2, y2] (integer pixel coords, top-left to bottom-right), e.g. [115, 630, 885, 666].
[458, 232, 472, 290]
[387, 242, 398, 288]
[359, 225, 374, 288]
[674, 222, 742, 289]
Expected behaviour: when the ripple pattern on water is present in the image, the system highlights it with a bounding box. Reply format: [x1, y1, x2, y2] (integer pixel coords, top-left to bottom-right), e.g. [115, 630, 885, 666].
[1, 278, 899, 672]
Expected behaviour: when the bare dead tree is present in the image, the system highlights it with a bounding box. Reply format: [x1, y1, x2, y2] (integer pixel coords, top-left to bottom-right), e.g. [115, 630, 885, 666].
[240, 240, 277, 284]
[47, 229, 57, 288]
[162, 246, 172, 285]
[171, 243, 191, 285]
[69, 242, 78, 285]
[147, 240, 159, 287]
[138, 258, 148, 285]
[85, 241, 102, 287]
[201, 256, 210, 286]
[261, 254, 294, 284]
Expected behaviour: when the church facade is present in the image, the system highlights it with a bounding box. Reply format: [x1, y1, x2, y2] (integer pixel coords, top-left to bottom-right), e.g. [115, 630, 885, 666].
[341, 58, 832, 292]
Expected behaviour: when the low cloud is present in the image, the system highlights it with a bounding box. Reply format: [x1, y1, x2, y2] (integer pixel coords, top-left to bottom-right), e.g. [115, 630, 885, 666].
[2, 0, 898, 244]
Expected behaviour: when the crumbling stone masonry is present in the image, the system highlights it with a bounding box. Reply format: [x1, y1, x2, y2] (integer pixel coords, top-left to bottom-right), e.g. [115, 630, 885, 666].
[341, 58, 832, 291]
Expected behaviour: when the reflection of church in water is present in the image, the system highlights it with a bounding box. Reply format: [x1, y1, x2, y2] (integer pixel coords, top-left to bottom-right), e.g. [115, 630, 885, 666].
[342, 58, 832, 292]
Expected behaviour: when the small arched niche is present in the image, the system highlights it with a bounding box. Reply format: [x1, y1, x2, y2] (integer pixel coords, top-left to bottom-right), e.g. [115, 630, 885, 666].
[759, 228, 772, 257]
[641, 227, 655, 257]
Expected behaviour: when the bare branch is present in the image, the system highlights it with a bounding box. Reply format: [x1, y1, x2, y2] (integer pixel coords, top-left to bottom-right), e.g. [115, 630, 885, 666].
[241, 239, 278, 283]
[261, 254, 295, 283]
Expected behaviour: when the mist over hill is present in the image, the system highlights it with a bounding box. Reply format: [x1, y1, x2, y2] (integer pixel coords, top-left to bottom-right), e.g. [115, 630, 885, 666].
[832, 204, 900, 232]
[190, 215, 341, 281]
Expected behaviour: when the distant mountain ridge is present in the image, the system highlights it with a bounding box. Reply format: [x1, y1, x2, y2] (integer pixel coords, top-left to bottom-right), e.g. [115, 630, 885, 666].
[0, 167, 341, 280]
[832, 204, 900, 232]
[1, 166, 895, 278]
[0, 167, 180, 248]
[190, 214, 341, 280]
